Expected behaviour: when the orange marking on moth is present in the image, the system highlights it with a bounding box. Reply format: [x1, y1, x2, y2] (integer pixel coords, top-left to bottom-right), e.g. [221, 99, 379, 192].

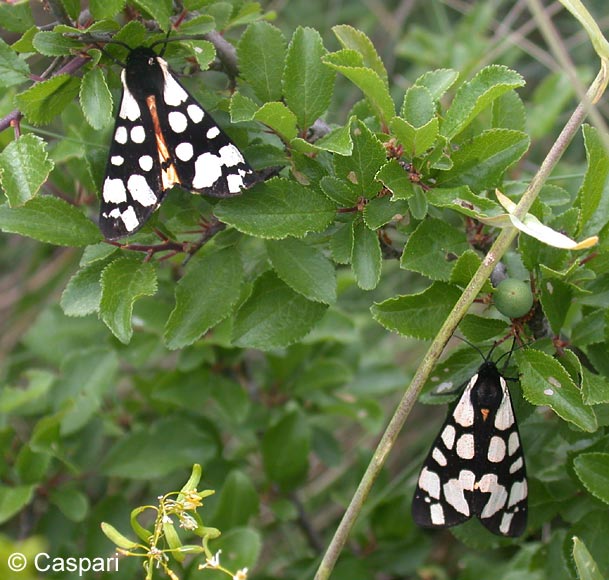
[146, 95, 180, 189]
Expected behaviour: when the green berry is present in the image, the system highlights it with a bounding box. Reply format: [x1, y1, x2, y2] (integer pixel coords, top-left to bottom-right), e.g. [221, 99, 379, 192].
[494, 278, 534, 318]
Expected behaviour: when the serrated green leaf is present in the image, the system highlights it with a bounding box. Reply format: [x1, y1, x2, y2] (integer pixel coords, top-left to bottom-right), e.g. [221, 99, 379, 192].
[187, 40, 216, 71]
[408, 186, 428, 220]
[0, 196, 102, 246]
[401, 85, 435, 126]
[572, 537, 604, 580]
[164, 247, 243, 349]
[15, 74, 81, 126]
[442, 65, 525, 139]
[230, 91, 258, 122]
[0, 134, 54, 207]
[576, 125, 609, 238]
[237, 21, 286, 102]
[291, 119, 354, 156]
[283, 27, 335, 130]
[79, 68, 113, 130]
[333, 120, 386, 197]
[363, 195, 409, 229]
[492, 90, 526, 131]
[330, 221, 354, 264]
[11, 26, 37, 53]
[390, 115, 439, 157]
[459, 314, 508, 343]
[573, 453, 609, 506]
[131, 0, 172, 31]
[426, 185, 501, 219]
[323, 49, 395, 125]
[581, 367, 609, 405]
[0, 37, 29, 87]
[178, 14, 215, 35]
[61, 259, 112, 317]
[516, 349, 597, 432]
[434, 129, 530, 190]
[413, 68, 459, 101]
[375, 159, 415, 200]
[266, 237, 336, 304]
[539, 278, 574, 334]
[215, 178, 335, 239]
[99, 258, 158, 344]
[449, 250, 492, 292]
[332, 24, 388, 83]
[319, 176, 358, 206]
[32, 31, 81, 56]
[351, 220, 381, 290]
[254, 101, 298, 141]
[0, 2, 34, 33]
[262, 411, 310, 490]
[401, 218, 469, 281]
[371, 282, 462, 339]
[232, 271, 327, 349]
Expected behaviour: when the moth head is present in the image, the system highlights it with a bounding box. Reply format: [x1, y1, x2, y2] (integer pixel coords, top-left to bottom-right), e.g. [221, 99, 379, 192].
[124, 47, 165, 98]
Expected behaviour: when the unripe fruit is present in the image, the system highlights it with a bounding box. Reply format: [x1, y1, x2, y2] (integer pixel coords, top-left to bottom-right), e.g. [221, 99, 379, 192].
[494, 278, 534, 318]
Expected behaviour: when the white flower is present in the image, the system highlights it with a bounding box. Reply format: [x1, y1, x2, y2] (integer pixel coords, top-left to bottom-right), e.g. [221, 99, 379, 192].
[198, 549, 222, 570]
[233, 567, 248, 580]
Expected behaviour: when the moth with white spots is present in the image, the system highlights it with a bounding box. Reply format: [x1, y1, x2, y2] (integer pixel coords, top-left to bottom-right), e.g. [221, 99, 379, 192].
[99, 46, 258, 239]
[412, 359, 528, 537]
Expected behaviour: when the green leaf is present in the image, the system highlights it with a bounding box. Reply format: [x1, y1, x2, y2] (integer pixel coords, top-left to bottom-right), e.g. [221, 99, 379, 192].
[576, 125, 609, 237]
[572, 537, 604, 580]
[401, 85, 435, 127]
[178, 14, 215, 35]
[459, 314, 508, 343]
[332, 24, 388, 83]
[15, 74, 81, 126]
[215, 178, 335, 239]
[99, 258, 158, 344]
[210, 470, 259, 529]
[90, 0, 127, 19]
[319, 176, 359, 206]
[291, 119, 355, 156]
[581, 367, 609, 405]
[539, 278, 574, 334]
[60, 258, 111, 317]
[210, 528, 261, 572]
[363, 195, 409, 229]
[492, 90, 526, 131]
[441, 65, 525, 139]
[237, 21, 286, 102]
[573, 453, 609, 506]
[79, 68, 113, 130]
[262, 411, 310, 490]
[32, 31, 81, 56]
[253, 101, 298, 141]
[371, 282, 462, 339]
[434, 129, 530, 190]
[0, 134, 54, 207]
[0, 37, 29, 87]
[390, 114, 439, 157]
[333, 120, 386, 197]
[0, 2, 34, 33]
[323, 49, 395, 125]
[131, 0, 172, 31]
[0, 485, 35, 525]
[401, 218, 469, 281]
[232, 271, 327, 349]
[0, 196, 102, 246]
[413, 68, 459, 101]
[101, 417, 218, 478]
[375, 159, 416, 200]
[266, 238, 336, 304]
[230, 91, 259, 122]
[516, 349, 597, 432]
[330, 221, 354, 264]
[351, 219, 381, 290]
[283, 27, 335, 130]
[426, 185, 501, 219]
[164, 247, 243, 349]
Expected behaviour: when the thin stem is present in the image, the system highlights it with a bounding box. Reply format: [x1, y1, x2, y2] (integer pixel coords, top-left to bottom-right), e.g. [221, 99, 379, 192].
[314, 63, 608, 580]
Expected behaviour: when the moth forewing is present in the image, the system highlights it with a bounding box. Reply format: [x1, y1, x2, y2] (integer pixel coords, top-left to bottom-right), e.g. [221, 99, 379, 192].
[412, 360, 528, 537]
[99, 46, 257, 240]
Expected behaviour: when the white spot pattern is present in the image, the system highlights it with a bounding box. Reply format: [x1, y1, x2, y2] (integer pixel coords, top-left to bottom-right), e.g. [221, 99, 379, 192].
[130, 126, 146, 143]
[103, 177, 127, 203]
[139, 155, 153, 172]
[127, 175, 157, 207]
[187, 104, 204, 123]
[168, 111, 188, 133]
[175, 142, 194, 161]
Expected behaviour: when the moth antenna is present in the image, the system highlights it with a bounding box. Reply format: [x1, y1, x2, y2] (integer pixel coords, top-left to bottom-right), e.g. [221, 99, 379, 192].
[452, 335, 487, 362]
[150, 27, 173, 56]
[93, 41, 128, 68]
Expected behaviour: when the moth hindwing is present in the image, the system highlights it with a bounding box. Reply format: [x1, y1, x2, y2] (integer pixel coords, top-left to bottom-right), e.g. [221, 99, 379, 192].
[99, 46, 258, 240]
[412, 359, 528, 537]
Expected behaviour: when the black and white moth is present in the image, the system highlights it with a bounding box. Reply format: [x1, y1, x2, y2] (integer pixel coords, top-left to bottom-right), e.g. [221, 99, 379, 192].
[412, 358, 527, 537]
[99, 46, 257, 240]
